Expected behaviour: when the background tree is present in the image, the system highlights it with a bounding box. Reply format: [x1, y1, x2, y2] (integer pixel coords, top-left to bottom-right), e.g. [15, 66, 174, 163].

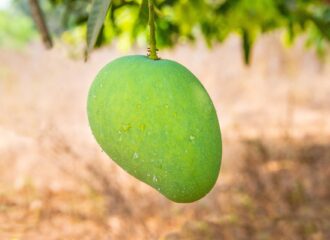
[18, 0, 330, 63]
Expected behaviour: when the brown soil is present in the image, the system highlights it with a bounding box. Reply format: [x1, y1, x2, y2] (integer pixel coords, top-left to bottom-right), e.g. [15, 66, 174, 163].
[0, 35, 329, 239]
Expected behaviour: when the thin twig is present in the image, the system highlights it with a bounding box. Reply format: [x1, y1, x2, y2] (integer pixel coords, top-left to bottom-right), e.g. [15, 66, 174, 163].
[28, 0, 53, 49]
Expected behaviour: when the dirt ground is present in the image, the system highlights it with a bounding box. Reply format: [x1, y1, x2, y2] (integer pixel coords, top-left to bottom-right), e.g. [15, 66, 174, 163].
[0, 34, 330, 239]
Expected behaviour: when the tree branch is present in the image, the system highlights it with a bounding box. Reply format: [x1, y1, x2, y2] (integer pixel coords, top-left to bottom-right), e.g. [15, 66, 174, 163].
[28, 0, 53, 49]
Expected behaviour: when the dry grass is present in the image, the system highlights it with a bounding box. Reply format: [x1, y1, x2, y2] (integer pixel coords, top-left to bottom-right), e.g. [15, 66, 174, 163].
[0, 34, 329, 239]
[165, 138, 330, 240]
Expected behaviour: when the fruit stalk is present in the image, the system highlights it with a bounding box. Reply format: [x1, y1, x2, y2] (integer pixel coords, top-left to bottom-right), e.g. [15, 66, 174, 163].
[148, 0, 159, 60]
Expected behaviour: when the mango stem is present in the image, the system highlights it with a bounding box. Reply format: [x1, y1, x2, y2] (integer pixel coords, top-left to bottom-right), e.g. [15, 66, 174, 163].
[148, 0, 159, 60]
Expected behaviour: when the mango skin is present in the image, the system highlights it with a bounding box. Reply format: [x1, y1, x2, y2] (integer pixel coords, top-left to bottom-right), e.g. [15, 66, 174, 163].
[87, 55, 222, 203]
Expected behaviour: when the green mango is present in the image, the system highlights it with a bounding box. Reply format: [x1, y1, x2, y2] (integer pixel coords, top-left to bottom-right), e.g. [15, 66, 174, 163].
[87, 55, 222, 203]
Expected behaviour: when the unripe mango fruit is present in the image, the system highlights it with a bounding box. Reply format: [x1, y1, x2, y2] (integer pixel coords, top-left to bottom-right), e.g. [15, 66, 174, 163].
[87, 55, 222, 203]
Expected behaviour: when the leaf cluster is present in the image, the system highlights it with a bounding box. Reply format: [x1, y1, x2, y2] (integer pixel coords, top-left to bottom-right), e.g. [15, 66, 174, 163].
[22, 0, 330, 62]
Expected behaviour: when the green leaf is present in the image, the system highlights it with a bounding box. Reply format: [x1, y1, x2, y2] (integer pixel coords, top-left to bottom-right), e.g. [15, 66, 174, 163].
[85, 0, 112, 60]
[286, 20, 295, 44]
[137, 0, 149, 25]
[132, 0, 149, 38]
[242, 28, 252, 65]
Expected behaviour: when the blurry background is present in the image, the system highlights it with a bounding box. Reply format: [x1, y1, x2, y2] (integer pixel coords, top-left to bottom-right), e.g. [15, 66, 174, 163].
[0, 0, 330, 239]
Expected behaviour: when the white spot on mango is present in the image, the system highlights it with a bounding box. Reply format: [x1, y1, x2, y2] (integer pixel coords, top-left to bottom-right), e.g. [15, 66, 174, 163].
[132, 152, 139, 160]
[153, 175, 158, 182]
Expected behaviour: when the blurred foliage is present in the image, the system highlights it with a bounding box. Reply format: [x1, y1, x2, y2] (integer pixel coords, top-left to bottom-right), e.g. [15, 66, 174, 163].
[85, 0, 112, 59]
[11, 0, 330, 61]
[0, 9, 36, 49]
